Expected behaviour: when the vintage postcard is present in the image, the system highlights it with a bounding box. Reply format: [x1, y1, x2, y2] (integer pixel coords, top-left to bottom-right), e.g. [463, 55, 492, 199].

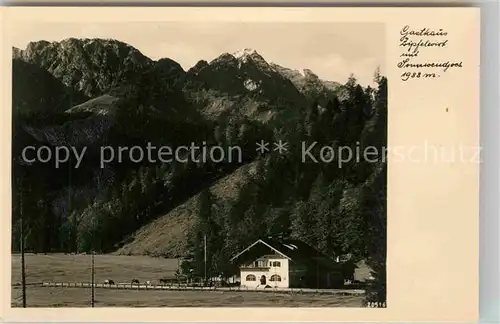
[0, 6, 480, 322]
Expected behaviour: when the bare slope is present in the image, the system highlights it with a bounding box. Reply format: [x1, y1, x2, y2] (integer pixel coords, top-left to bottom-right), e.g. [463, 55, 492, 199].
[115, 162, 259, 257]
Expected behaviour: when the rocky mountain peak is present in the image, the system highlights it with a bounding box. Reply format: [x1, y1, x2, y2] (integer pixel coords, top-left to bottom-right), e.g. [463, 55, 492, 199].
[232, 48, 260, 59]
[211, 53, 237, 64]
[232, 48, 267, 66]
[233, 48, 258, 57]
[302, 68, 319, 79]
[210, 48, 268, 68]
[16, 38, 152, 97]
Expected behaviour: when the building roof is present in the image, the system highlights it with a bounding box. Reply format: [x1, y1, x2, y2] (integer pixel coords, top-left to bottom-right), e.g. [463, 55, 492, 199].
[230, 238, 337, 268]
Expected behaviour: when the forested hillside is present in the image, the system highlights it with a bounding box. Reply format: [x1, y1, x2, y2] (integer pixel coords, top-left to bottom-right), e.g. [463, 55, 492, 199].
[12, 38, 387, 303]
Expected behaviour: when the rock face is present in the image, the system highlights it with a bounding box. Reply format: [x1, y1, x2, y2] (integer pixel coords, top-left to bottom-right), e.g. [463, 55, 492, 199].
[16, 38, 153, 97]
[182, 49, 320, 123]
[270, 63, 348, 105]
[187, 49, 305, 106]
[13, 38, 345, 122]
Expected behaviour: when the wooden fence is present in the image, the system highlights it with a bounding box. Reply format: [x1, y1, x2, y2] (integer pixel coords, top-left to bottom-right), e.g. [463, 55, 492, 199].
[35, 282, 365, 295]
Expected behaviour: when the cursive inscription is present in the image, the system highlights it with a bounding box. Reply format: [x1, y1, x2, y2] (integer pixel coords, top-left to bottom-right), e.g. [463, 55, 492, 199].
[398, 25, 463, 81]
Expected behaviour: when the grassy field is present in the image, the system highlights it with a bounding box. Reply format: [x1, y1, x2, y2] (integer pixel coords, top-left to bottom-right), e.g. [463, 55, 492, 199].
[11, 253, 364, 307]
[12, 253, 180, 284]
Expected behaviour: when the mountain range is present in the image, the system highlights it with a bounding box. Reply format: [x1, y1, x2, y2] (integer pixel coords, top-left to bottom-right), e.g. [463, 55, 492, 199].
[12, 38, 387, 299]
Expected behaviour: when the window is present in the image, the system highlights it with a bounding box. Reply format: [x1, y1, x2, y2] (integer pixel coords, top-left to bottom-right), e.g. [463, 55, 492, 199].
[270, 275, 281, 282]
[246, 274, 256, 281]
[272, 261, 281, 267]
[254, 260, 266, 267]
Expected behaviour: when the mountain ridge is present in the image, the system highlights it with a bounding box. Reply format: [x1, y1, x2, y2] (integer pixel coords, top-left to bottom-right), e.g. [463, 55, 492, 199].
[14, 38, 347, 103]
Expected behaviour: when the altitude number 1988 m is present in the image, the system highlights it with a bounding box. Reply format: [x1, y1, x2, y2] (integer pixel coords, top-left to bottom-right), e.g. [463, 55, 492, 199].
[401, 71, 439, 81]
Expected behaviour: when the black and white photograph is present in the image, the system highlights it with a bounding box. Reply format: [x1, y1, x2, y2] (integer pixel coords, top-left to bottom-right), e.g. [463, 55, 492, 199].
[11, 20, 387, 308]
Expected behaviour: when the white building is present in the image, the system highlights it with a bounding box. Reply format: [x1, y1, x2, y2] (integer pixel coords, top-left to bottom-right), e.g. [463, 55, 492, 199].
[230, 238, 344, 289]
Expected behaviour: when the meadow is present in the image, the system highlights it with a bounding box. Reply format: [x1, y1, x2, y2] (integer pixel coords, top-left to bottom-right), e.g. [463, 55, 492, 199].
[12, 253, 180, 284]
[11, 253, 364, 307]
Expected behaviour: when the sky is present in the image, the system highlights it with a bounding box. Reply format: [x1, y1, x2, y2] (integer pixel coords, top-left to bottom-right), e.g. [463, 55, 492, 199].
[11, 22, 385, 87]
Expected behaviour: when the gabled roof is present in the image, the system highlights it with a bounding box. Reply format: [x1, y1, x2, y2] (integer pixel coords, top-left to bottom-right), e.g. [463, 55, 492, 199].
[230, 238, 334, 264]
[230, 239, 292, 262]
